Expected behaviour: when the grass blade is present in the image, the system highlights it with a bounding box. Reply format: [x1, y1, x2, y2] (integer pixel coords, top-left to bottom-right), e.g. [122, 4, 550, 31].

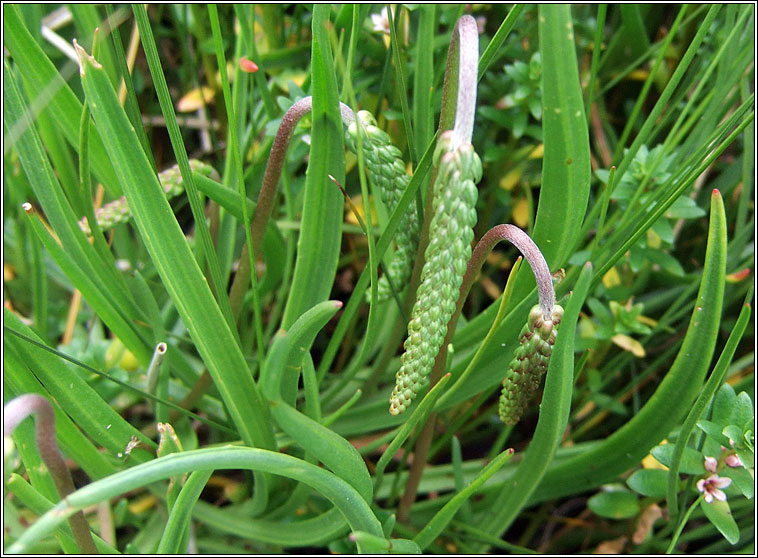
[75, 44, 276, 457]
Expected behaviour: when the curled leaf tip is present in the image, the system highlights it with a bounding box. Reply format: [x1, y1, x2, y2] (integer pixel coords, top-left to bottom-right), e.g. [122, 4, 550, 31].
[22, 202, 33, 213]
[72, 39, 102, 75]
[712, 188, 721, 196]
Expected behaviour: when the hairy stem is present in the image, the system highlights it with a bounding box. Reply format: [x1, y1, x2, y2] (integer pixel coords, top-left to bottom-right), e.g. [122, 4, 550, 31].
[4, 394, 98, 554]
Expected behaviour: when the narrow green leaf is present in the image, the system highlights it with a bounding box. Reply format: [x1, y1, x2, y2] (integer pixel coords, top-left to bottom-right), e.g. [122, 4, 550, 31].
[133, 5, 237, 336]
[191, 502, 348, 547]
[415, 448, 515, 550]
[412, 5, 435, 158]
[157, 470, 213, 554]
[535, 190, 728, 502]
[478, 5, 525, 79]
[4, 58, 152, 365]
[3, 5, 121, 196]
[20, 203, 148, 362]
[532, 4, 591, 269]
[387, 4, 417, 164]
[281, 5, 344, 328]
[4, 344, 116, 480]
[69, 5, 120, 87]
[4, 309, 156, 462]
[261, 301, 373, 502]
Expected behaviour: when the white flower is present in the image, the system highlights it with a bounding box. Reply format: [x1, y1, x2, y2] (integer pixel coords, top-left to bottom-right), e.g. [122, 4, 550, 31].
[725, 454, 742, 468]
[697, 474, 731, 503]
[704, 456, 718, 473]
[370, 7, 391, 35]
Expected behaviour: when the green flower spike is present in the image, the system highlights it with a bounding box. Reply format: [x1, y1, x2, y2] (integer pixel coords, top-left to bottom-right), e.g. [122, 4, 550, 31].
[346, 111, 420, 301]
[498, 302, 564, 425]
[389, 130, 482, 416]
[78, 159, 218, 235]
[451, 222, 564, 427]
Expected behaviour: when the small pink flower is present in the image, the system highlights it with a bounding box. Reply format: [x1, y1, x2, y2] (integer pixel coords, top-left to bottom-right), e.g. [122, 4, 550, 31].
[725, 454, 742, 468]
[697, 474, 731, 503]
[704, 456, 718, 473]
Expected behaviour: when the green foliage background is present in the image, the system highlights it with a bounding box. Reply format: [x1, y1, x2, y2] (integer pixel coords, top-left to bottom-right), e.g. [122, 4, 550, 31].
[3, 4, 754, 554]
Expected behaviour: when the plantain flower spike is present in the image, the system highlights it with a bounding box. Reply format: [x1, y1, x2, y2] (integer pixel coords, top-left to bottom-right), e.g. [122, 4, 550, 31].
[345, 110, 420, 301]
[498, 302, 564, 425]
[389, 130, 482, 415]
[79, 159, 218, 235]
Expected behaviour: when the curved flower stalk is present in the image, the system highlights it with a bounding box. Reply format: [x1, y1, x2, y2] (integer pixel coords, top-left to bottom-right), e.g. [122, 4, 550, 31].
[4, 394, 98, 554]
[78, 159, 219, 235]
[458, 223, 563, 425]
[405, 219, 563, 425]
[229, 96, 421, 318]
[346, 111, 420, 301]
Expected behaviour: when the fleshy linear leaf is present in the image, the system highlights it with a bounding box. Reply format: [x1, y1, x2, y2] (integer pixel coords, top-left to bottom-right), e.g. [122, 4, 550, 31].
[281, 5, 344, 328]
[533, 190, 728, 502]
[7, 447, 384, 554]
[261, 301, 373, 502]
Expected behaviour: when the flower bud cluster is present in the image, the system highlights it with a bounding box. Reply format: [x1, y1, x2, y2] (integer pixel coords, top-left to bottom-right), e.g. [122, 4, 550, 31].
[346, 111, 420, 301]
[389, 131, 482, 415]
[498, 303, 564, 425]
[79, 159, 218, 235]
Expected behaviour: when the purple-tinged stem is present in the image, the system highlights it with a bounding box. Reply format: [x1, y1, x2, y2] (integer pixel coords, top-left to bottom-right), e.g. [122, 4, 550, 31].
[464, 224, 556, 321]
[228, 97, 356, 321]
[4, 394, 98, 554]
